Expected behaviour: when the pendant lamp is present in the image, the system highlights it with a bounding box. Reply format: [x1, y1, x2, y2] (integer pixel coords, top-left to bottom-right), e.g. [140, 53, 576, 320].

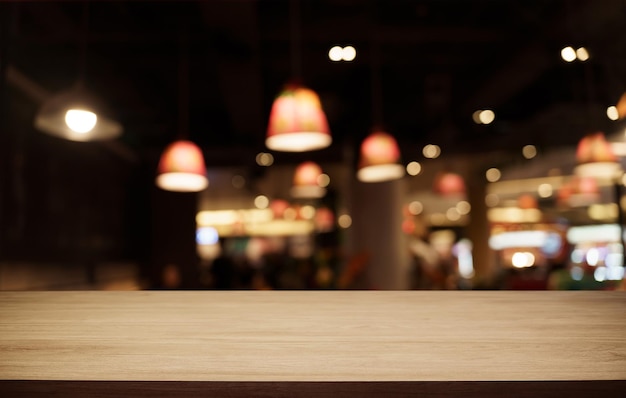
[34, 82, 122, 141]
[156, 140, 208, 192]
[34, 4, 122, 142]
[266, 84, 332, 152]
[574, 132, 621, 179]
[265, 1, 331, 152]
[155, 28, 208, 192]
[357, 131, 405, 182]
[291, 161, 326, 198]
[433, 171, 466, 197]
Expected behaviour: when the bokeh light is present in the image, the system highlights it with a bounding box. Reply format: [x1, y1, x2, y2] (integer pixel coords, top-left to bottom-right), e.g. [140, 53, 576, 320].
[406, 161, 422, 176]
[485, 167, 501, 182]
[576, 47, 589, 61]
[607, 106, 619, 121]
[256, 152, 274, 166]
[328, 46, 343, 61]
[254, 195, 269, 209]
[422, 144, 441, 159]
[522, 144, 537, 159]
[342, 46, 356, 61]
[561, 46, 576, 62]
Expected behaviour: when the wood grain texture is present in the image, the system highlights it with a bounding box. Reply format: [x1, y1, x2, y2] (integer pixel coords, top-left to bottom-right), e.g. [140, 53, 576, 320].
[1, 291, 625, 396]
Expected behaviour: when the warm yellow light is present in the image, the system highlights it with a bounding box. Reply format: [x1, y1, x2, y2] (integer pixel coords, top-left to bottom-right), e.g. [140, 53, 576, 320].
[485, 193, 499, 207]
[317, 173, 330, 187]
[446, 207, 461, 221]
[196, 210, 239, 226]
[256, 152, 274, 166]
[342, 46, 356, 61]
[512, 252, 535, 268]
[430, 213, 447, 225]
[328, 46, 343, 61]
[607, 106, 619, 121]
[485, 167, 501, 182]
[300, 205, 316, 220]
[408, 201, 423, 215]
[156, 173, 208, 192]
[65, 109, 97, 133]
[283, 207, 297, 220]
[538, 183, 553, 198]
[422, 144, 441, 159]
[588, 203, 618, 221]
[561, 46, 576, 62]
[338, 214, 352, 228]
[522, 145, 537, 159]
[478, 109, 495, 124]
[472, 110, 482, 124]
[576, 47, 589, 61]
[406, 161, 422, 176]
[254, 195, 269, 209]
[456, 200, 471, 215]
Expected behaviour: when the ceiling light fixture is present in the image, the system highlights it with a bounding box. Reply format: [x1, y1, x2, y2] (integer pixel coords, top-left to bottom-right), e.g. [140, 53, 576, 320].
[574, 132, 621, 179]
[156, 140, 208, 192]
[35, 83, 122, 141]
[34, 3, 122, 141]
[357, 29, 403, 183]
[266, 0, 331, 152]
[291, 161, 327, 198]
[266, 84, 332, 152]
[156, 29, 207, 192]
[357, 131, 404, 182]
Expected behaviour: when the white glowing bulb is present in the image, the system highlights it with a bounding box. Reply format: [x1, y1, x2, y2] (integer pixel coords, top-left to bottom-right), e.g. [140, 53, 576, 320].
[65, 109, 97, 133]
[342, 46, 356, 61]
[607, 106, 619, 121]
[576, 47, 589, 61]
[561, 46, 576, 62]
[328, 46, 343, 61]
[478, 109, 495, 124]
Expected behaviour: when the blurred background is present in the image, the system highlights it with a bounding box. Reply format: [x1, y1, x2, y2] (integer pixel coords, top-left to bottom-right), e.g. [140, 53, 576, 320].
[1, 0, 626, 291]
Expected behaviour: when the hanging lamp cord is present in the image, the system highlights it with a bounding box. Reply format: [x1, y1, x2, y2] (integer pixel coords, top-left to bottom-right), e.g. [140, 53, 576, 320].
[369, 2, 383, 128]
[289, 0, 302, 81]
[178, 27, 190, 140]
[77, 1, 90, 85]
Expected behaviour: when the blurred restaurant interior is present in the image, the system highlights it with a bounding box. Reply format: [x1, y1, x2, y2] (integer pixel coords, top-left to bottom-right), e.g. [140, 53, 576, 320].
[1, 0, 626, 291]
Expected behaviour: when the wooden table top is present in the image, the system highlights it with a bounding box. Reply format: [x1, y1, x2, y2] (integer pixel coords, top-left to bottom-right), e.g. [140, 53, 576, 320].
[1, 291, 625, 397]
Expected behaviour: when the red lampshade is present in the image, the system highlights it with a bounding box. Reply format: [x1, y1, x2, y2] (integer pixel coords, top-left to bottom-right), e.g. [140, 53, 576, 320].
[266, 84, 332, 152]
[574, 132, 620, 178]
[155, 140, 208, 192]
[270, 199, 290, 219]
[433, 172, 466, 197]
[357, 131, 404, 182]
[291, 161, 326, 198]
[314, 207, 335, 232]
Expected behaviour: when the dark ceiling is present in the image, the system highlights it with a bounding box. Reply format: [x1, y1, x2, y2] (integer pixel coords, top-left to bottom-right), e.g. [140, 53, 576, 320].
[2, 1, 626, 268]
[5, 0, 626, 166]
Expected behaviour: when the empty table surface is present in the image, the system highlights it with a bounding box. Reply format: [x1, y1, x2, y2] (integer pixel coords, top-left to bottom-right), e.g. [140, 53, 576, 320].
[1, 291, 625, 397]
